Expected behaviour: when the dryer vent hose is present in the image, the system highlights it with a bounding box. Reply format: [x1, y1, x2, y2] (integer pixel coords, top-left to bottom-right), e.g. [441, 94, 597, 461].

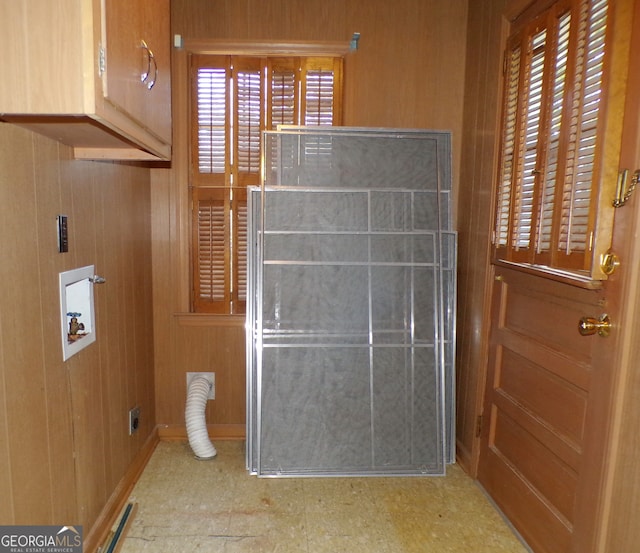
[185, 376, 217, 460]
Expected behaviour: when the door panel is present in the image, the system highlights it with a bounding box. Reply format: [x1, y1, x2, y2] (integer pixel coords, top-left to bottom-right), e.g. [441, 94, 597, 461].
[477, 0, 637, 551]
[479, 267, 607, 553]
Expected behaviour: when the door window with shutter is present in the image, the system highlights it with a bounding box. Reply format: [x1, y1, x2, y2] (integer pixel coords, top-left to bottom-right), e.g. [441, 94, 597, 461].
[493, 0, 613, 279]
[190, 54, 343, 313]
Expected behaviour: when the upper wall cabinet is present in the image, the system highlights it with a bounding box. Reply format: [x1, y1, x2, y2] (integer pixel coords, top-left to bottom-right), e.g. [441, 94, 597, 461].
[0, 0, 171, 161]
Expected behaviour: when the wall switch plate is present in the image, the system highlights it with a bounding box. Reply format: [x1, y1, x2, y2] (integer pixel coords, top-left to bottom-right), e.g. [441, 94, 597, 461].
[186, 372, 215, 400]
[128, 406, 140, 435]
[57, 215, 68, 253]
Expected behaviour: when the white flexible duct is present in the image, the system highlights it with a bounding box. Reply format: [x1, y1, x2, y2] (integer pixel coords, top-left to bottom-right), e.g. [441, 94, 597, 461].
[185, 376, 217, 460]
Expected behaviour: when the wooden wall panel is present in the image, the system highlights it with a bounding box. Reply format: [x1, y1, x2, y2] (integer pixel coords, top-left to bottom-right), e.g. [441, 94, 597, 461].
[156, 317, 245, 430]
[0, 123, 54, 524]
[170, 0, 467, 206]
[33, 135, 78, 524]
[455, 0, 507, 473]
[0, 123, 155, 538]
[0, 352, 13, 522]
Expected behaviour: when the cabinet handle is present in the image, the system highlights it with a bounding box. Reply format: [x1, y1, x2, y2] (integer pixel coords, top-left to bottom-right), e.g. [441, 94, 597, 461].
[140, 40, 157, 90]
[147, 49, 157, 90]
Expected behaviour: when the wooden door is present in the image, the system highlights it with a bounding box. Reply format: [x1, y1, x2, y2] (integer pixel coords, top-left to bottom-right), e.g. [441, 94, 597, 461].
[479, 268, 615, 553]
[477, 1, 639, 552]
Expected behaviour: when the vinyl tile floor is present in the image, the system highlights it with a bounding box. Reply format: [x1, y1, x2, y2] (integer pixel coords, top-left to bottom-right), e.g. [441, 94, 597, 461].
[112, 440, 532, 553]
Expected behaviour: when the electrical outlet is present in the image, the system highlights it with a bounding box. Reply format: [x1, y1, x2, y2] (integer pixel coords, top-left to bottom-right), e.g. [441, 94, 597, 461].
[128, 406, 140, 435]
[186, 372, 215, 400]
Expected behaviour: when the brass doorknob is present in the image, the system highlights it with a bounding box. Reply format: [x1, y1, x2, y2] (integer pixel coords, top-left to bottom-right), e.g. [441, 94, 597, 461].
[578, 314, 611, 337]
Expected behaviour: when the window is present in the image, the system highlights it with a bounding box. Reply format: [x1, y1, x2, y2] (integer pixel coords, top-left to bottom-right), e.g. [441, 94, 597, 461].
[493, 0, 612, 277]
[190, 54, 343, 313]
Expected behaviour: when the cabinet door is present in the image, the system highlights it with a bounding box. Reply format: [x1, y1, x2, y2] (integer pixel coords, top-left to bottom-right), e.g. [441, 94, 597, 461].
[140, 0, 171, 142]
[102, 0, 171, 143]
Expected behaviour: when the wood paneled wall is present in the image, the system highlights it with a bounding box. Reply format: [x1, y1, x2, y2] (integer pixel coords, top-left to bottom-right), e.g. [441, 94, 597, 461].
[0, 124, 155, 537]
[171, 0, 468, 196]
[153, 0, 469, 432]
[455, 0, 508, 473]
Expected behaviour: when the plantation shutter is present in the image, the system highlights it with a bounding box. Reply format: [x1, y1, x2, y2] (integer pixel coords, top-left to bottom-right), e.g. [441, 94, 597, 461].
[302, 57, 343, 126]
[558, 0, 607, 257]
[268, 58, 299, 128]
[191, 54, 343, 313]
[234, 188, 248, 311]
[193, 56, 229, 185]
[234, 57, 263, 184]
[512, 25, 547, 256]
[493, 0, 611, 277]
[495, 44, 522, 250]
[193, 188, 229, 313]
[537, 9, 572, 255]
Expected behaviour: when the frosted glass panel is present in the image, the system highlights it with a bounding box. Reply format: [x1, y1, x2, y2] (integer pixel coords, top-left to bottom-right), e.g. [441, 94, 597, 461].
[248, 128, 456, 476]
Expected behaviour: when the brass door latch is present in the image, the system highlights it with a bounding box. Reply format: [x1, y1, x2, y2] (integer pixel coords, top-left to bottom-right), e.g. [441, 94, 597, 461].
[578, 314, 611, 337]
[613, 169, 639, 208]
[600, 251, 620, 275]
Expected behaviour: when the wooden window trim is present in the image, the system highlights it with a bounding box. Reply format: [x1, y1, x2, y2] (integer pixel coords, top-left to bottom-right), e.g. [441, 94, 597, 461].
[183, 39, 351, 57]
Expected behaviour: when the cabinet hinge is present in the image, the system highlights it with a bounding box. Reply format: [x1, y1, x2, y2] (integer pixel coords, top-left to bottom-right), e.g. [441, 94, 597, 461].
[98, 44, 106, 76]
[475, 414, 483, 438]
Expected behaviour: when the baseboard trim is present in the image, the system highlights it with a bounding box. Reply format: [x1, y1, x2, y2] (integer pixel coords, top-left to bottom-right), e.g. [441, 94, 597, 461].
[158, 423, 246, 441]
[84, 427, 160, 553]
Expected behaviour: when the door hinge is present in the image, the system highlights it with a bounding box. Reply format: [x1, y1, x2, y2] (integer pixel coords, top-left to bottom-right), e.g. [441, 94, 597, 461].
[98, 44, 106, 76]
[475, 414, 483, 438]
